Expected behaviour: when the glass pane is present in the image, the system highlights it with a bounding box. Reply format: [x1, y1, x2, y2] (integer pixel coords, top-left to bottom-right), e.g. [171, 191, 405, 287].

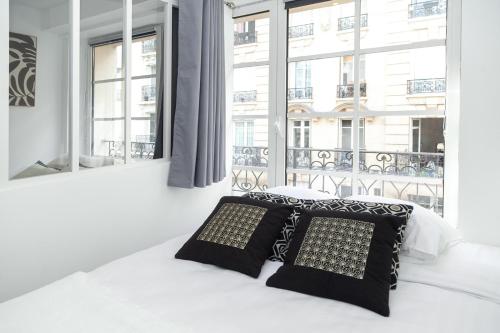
[132, 35, 158, 77]
[93, 82, 124, 118]
[132, 0, 164, 160]
[81, 0, 124, 167]
[361, 0, 447, 49]
[287, 117, 354, 174]
[287, 173, 352, 198]
[288, 0, 354, 59]
[94, 42, 123, 81]
[358, 177, 444, 216]
[362, 46, 446, 112]
[9, 0, 71, 179]
[358, 115, 444, 177]
[288, 58, 347, 114]
[233, 65, 269, 113]
[234, 13, 270, 64]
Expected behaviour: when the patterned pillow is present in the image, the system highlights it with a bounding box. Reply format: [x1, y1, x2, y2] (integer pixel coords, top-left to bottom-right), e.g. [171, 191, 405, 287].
[243, 192, 316, 262]
[266, 209, 404, 317]
[309, 199, 414, 289]
[175, 196, 293, 278]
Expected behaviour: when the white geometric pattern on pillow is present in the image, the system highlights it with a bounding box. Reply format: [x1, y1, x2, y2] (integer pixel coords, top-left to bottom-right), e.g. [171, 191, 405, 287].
[310, 199, 413, 290]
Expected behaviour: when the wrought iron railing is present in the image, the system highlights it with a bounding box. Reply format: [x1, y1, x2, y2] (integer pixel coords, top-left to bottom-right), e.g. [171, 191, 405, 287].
[338, 14, 368, 31]
[142, 85, 156, 102]
[407, 78, 446, 94]
[233, 90, 257, 103]
[142, 39, 156, 53]
[337, 82, 367, 98]
[232, 146, 445, 214]
[288, 23, 314, 38]
[286, 148, 443, 178]
[234, 31, 257, 45]
[288, 87, 313, 100]
[409, 0, 447, 19]
[103, 140, 156, 160]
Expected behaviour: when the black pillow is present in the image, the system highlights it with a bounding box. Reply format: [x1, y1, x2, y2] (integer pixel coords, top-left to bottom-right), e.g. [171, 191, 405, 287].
[175, 196, 293, 278]
[266, 209, 404, 317]
[243, 192, 316, 261]
[309, 199, 413, 290]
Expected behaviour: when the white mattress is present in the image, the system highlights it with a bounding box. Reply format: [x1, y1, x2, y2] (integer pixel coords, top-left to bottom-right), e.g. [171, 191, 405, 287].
[2, 234, 500, 332]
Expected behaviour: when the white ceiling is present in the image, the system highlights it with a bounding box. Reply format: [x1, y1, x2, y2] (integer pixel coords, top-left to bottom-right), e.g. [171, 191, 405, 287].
[13, 0, 123, 10]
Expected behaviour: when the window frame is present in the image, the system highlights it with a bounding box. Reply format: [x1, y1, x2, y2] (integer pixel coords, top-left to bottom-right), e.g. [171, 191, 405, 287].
[232, 0, 461, 219]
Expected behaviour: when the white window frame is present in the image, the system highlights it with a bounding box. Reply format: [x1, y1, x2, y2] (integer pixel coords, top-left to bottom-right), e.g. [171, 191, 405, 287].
[0, 0, 178, 187]
[232, 0, 461, 218]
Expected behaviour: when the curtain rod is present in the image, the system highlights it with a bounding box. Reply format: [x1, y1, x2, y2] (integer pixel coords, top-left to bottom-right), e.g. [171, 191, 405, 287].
[225, 1, 236, 9]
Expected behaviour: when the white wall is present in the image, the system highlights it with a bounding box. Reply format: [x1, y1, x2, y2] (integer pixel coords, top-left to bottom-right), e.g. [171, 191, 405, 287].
[458, 0, 500, 246]
[0, 162, 231, 302]
[9, 4, 69, 177]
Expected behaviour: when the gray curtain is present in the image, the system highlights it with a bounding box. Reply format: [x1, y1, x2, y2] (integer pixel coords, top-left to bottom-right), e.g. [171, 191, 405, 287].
[168, 0, 226, 188]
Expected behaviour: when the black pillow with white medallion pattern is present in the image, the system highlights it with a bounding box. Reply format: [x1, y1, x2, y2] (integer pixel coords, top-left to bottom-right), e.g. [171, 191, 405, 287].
[266, 209, 405, 317]
[175, 196, 294, 278]
[243, 192, 317, 261]
[309, 199, 413, 290]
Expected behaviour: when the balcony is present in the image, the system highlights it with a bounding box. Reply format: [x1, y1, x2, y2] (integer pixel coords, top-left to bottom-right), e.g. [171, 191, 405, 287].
[407, 78, 446, 95]
[288, 87, 313, 100]
[233, 90, 257, 103]
[338, 14, 368, 31]
[142, 39, 156, 54]
[234, 31, 257, 46]
[103, 140, 156, 160]
[232, 146, 444, 215]
[288, 23, 314, 38]
[337, 82, 367, 98]
[141, 85, 156, 102]
[408, 0, 447, 19]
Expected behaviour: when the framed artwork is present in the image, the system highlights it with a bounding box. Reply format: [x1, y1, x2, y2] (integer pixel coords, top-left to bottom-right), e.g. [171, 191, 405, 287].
[9, 32, 37, 107]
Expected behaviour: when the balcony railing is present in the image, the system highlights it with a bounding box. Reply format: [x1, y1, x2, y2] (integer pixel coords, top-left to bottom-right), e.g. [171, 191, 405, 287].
[288, 87, 313, 100]
[233, 90, 257, 103]
[234, 31, 257, 45]
[338, 14, 368, 31]
[142, 85, 156, 102]
[142, 39, 156, 54]
[288, 23, 314, 38]
[337, 82, 367, 98]
[408, 0, 447, 19]
[103, 140, 156, 160]
[407, 78, 446, 94]
[232, 146, 444, 214]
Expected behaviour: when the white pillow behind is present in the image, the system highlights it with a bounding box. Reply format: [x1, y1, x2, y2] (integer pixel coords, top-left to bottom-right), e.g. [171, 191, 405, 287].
[347, 195, 462, 262]
[265, 186, 337, 200]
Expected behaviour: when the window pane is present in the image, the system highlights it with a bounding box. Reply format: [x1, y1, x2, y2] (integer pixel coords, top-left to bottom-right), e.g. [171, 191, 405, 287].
[234, 13, 269, 64]
[362, 46, 446, 112]
[287, 117, 353, 174]
[233, 65, 269, 112]
[288, 0, 354, 58]
[361, 0, 447, 49]
[132, 35, 157, 77]
[358, 115, 444, 177]
[94, 42, 123, 81]
[9, 0, 71, 179]
[81, 0, 124, 168]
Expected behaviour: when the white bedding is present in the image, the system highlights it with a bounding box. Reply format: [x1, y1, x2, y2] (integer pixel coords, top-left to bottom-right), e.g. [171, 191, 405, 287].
[2, 235, 500, 332]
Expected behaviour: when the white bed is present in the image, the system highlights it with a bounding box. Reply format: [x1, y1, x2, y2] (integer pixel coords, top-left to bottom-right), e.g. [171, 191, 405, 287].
[2, 234, 499, 333]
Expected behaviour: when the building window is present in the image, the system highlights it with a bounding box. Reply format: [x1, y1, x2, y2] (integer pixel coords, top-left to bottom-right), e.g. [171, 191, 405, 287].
[234, 20, 256, 45]
[340, 119, 365, 150]
[411, 118, 444, 153]
[288, 61, 312, 100]
[235, 121, 254, 147]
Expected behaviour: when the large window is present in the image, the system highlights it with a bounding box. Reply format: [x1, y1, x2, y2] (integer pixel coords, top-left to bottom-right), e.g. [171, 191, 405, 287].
[232, 0, 448, 216]
[91, 33, 158, 162]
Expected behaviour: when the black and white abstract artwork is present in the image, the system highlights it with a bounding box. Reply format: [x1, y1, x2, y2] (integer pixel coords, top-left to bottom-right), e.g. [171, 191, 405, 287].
[9, 32, 37, 107]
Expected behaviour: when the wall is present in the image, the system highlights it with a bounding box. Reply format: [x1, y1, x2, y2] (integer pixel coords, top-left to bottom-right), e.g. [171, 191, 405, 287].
[0, 162, 231, 302]
[458, 0, 500, 246]
[9, 4, 68, 177]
